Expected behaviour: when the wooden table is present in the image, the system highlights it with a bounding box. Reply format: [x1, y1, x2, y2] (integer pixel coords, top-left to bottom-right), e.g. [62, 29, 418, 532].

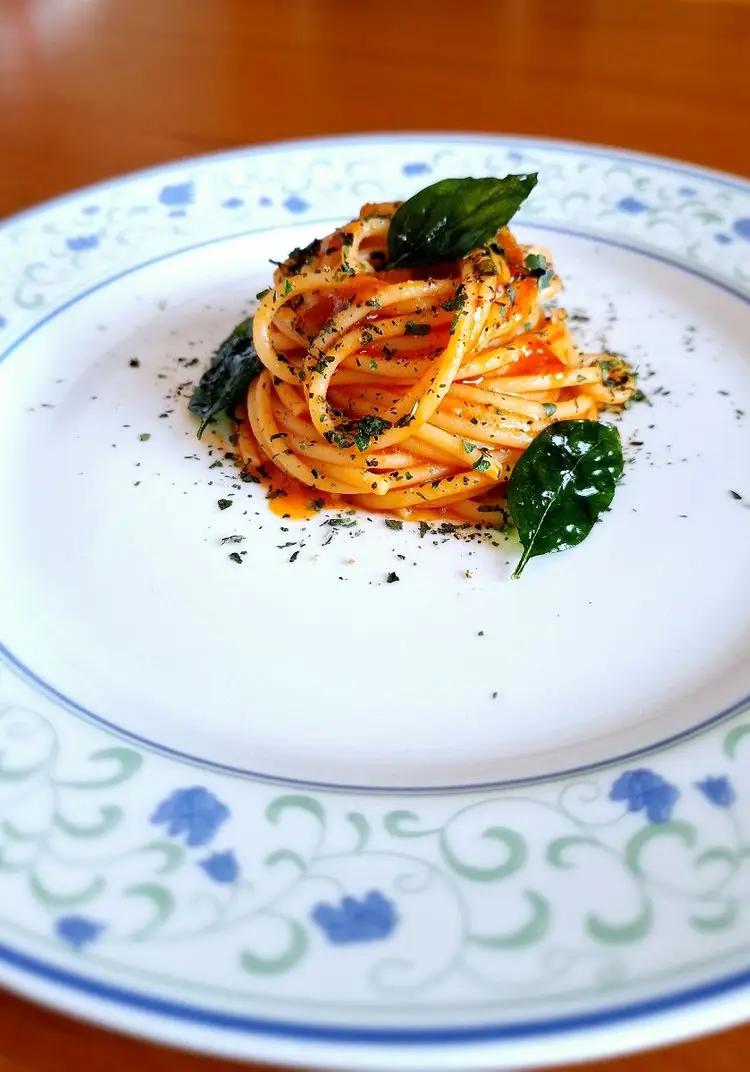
[0, 0, 748, 1068]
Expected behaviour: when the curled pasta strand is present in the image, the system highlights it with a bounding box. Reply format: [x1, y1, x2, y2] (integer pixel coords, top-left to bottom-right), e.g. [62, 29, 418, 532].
[236, 208, 636, 518]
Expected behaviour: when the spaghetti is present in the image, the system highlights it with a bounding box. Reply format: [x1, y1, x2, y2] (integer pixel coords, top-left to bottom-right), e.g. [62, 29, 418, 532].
[236, 202, 636, 524]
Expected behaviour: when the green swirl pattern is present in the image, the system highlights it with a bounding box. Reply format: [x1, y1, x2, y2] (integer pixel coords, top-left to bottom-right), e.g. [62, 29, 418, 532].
[1, 674, 749, 1013]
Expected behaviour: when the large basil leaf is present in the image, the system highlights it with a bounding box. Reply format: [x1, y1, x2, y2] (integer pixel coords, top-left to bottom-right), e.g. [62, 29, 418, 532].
[387, 174, 538, 268]
[189, 317, 262, 437]
[507, 420, 624, 577]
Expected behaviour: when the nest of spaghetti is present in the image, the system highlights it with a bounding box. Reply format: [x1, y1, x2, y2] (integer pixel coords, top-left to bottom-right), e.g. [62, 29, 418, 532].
[237, 203, 636, 524]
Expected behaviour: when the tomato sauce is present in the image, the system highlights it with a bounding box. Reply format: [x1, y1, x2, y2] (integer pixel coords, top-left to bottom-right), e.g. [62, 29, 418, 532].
[502, 337, 565, 377]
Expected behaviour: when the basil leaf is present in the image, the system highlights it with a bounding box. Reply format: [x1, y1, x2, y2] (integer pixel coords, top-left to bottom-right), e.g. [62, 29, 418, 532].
[387, 174, 538, 268]
[507, 420, 624, 577]
[189, 318, 262, 437]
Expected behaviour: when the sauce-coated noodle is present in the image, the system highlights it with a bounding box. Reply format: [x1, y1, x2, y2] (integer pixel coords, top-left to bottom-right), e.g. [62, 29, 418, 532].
[239, 206, 636, 523]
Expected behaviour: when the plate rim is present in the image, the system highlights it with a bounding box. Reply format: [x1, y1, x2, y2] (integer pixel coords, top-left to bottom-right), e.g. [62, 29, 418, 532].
[2, 130, 748, 234]
[0, 930, 749, 1070]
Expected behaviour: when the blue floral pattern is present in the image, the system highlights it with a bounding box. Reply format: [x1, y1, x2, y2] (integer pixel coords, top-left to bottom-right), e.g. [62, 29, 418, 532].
[616, 196, 648, 215]
[610, 769, 679, 822]
[159, 181, 194, 207]
[65, 235, 99, 252]
[55, 915, 105, 950]
[312, 891, 397, 944]
[696, 775, 736, 807]
[151, 786, 229, 846]
[199, 850, 240, 883]
[733, 218, 750, 240]
[282, 195, 309, 214]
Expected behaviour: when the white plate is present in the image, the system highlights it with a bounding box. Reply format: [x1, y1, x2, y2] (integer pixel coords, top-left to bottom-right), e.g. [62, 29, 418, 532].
[0, 134, 749, 1070]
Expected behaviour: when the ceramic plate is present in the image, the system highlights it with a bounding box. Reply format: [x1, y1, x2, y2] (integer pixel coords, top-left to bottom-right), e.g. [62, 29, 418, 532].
[1, 134, 749, 1070]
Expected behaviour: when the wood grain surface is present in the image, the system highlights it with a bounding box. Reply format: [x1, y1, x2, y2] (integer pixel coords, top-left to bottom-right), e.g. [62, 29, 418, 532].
[0, 0, 748, 1068]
